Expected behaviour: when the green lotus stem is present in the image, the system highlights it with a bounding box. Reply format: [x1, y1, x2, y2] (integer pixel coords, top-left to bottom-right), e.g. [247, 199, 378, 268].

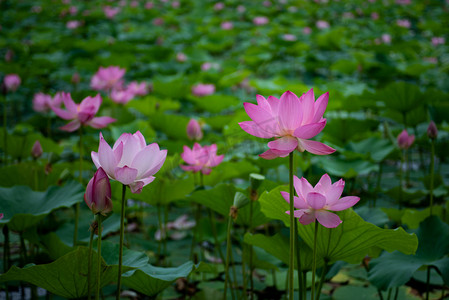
[249, 198, 254, 300]
[74, 128, 83, 246]
[223, 216, 235, 300]
[374, 163, 383, 208]
[47, 114, 51, 138]
[311, 221, 319, 300]
[200, 172, 204, 187]
[96, 216, 103, 300]
[229, 238, 239, 300]
[302, 270, 307, 300]
[399, 151, 404, 209]
[288, 152, 295, 299]
[294, 220, 303, 300]
[87, 224, 95, 300]
[3, 225, 10, 300]
[426, 266, 431, 300]
[20, 232, 28, 264]
[163, 205, 168, 263]
[387, 288, 392, 300]
[208, 208, 225, 264]
[3, 95, 8, 165]
[394, 287, 399, 300]
[429, 140, 435, 215]
[117, 184, 127, 300]
[315, 260, 328, 300]
[241, 249, 248, 299]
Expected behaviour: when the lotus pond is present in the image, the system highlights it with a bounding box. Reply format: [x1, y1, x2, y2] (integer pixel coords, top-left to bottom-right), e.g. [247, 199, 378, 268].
[1, 0, 449, 299]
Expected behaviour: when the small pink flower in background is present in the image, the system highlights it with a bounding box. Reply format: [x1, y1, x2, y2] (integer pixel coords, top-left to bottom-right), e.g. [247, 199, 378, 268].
[396, 19, 411, 28]
[33, 92, 63, 113]
[239, 89, 335, 159]
[424, 57, 437, 64]
[153, 17, 164, 26]
[69, 6, 78, 15]
[0, 213, 3, 220]
[316, 20, 330, 29]
[130, 1, 139, 7]
[397, 130, 415, 149]
[90, 66, 126, 91]
[176, 52, 187, 62]
[72, 72, 81, 84]
[214, 2, 224, 11]
[103, 6, 120, 19]
[155, 214, 196, 241]
[119, 0, 127, 6]
[172, 1, 180, 8]
[282, 34, 297, 41]
[201, 62, 219, 71]
[180, 143, 224, 175]
[427, 121, 438, 140]
[127, 81, 149, 96]
[381, 33, 391, 44]
[66, 20, 81, 29]
[253, 16, 269, 26]
[303, 27, 312, 35]
[371, 12, 379, 20]
[187, 119, 203, 141]
[431, 37, 445, 46]
[396, 0, 411, 4]
[91, 131, 167, 193]
[52, 93, 116, 132]
[31, 140, 43, 159]
[221, 21, 233, 30]
[192, 83, 215, 97]
[282, 174, 359, 228]
[5, 49, 14, 62]
[31, 6, 42, 13]
[263, 0, 272, 7]
[3, 74, 21, 92]
[84, 167, 113, 216]
[145, 1, 154, 9]
[110, 87, 135, 105]
[237, 5, 246, 13]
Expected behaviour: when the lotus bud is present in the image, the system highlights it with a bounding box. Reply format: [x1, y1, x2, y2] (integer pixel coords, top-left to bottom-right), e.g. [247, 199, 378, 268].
[186, 119, 203, 141]
[427, 121, 438, 140]
[3, 74, 21, 92]
[84, 167, 112, 216]
[31, 140, 43, 159]
[397, 129, 415, 150]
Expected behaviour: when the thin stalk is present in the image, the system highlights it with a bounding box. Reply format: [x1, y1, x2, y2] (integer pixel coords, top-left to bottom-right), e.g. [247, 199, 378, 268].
[387, 288, 392, 300]
[241, 249, 248, 299]
[163, 205, 169, 264]
[374, 163, 383, 208]
[426, 266, 431, 300]
[200, 172, 204, 187]
[302, 271, 307, 300]
[224, 216, 235, 300]
[429, 140, 435, 215]
[74, 128, 83, 246]
[229, 239, 238, 300]
[405, 148, 410, 186]
[315, 260, 328, 300]
[3, 225, 10, 300]
[20, 233, 28, 263]
[117, 184, 127, 300]
[3, 95, 7, 165]
[47, 114, 51, 138]
[96, 216, 103, 300]
[393, 287, 399, 300]
[294, 221, 303, 300]
[208, 208, 225, 263]
[311, 222, 319, 300]
[399, 151, 404, 209]
[288, 152, 295, 299]
[157, 204, 162, 259]
[87, 224, 95, 300]
[249, 199, 254, 300]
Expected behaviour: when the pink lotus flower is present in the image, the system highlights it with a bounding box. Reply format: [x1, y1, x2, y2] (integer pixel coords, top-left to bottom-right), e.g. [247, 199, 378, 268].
[91, 66, 125, 92]
[180, 143, 224, 175]
[145, 1, 154, 9]
[253, 16, 269, 26]
[52, 92, 116, 132]
[0, 213, 3, 220]
[381, 33, 391, 44]
[214, 2, 224, 10]
[282, 34, 297, 41]
[153, 17, 164, 26]
[91, 131, 167, 193]
[176, 52, 187, 62]
[201, 62, 219, 71]
[33, 92, 62, 113]
[371, 12, 379, 20]
[3, 74, 21, 92]
[84, 167, 113, 216]
[66, 20, 81, 29]
[397, 130, 415, 149]
[281, 174, 360, 228]
[427, 121, 438, 140]
[127, 81, 149, 96]
[316, 20, 330, 29]
[221, 21, 233, 30]
[396, 19, 411, 28]
[432, 37, 445, 46]
[303, 27, 312, 35]
[103, 6, 120, 19]
[110, 87, 135, 105]
[187, 119, 203, 141]
[239, 89, 335, 159]
[31, 140, 43, 159]
[192, 83, 215, 97]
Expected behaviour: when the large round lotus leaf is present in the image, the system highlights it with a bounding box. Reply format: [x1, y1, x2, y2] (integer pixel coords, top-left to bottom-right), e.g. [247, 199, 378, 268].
[259, 186, 418, 264]
[0, 247, 134, 299]
[0, 181, 84, 232]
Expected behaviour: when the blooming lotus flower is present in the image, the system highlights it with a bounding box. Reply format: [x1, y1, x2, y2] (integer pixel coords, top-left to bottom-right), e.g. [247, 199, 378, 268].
[110, 87, 135, 105]
[221, 21, 233, 30]
[32, 92, 63, 113]
[31, 140, 43, 159]
[127, 81, 149, 96]
[103, 6, 120, 19]
[90, 66, 125, 91]
[316, 20, 329, 29]
[427, 121, 438, 140]
[176, 52, 187, 62]
[281, 174, 360, 228]
[51, 92, 116, 132]
[84, 167, 113, 216]
[192, 83, 215, 97]
[396, 19, 411, 28]
[397, 129, 415, 149]
[282, 34, 297, 41]
[187, 119, 203, 141]
[180, 143, 224, 175]
[431, 37, 445, 46]
[3, 74, 21, 92]
[253, 16, 269, 26]
[66, 20, 81, 29]
[91, 131, 167, 193]
[239, 89, 335, 159]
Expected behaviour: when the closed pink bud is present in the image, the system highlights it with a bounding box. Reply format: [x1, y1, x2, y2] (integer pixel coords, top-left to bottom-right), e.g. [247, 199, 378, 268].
[187, 119, 203, 141]
[3, 74, 21, 92]
[397, 129, 415, 149]
[0, 213, 3, 220]
[31, 140, 43, 159]
[84, 167, 113, 216]
[427, 121, 438, 140]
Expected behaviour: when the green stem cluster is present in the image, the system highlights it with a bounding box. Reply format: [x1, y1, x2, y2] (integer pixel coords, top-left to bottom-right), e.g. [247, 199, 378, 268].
[117, 184, 127, 300]
[311, 221, 319, 300]
[429, 140, 435, 215]
[288, 152, 295, 299]
[96, 216, 103, 300]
